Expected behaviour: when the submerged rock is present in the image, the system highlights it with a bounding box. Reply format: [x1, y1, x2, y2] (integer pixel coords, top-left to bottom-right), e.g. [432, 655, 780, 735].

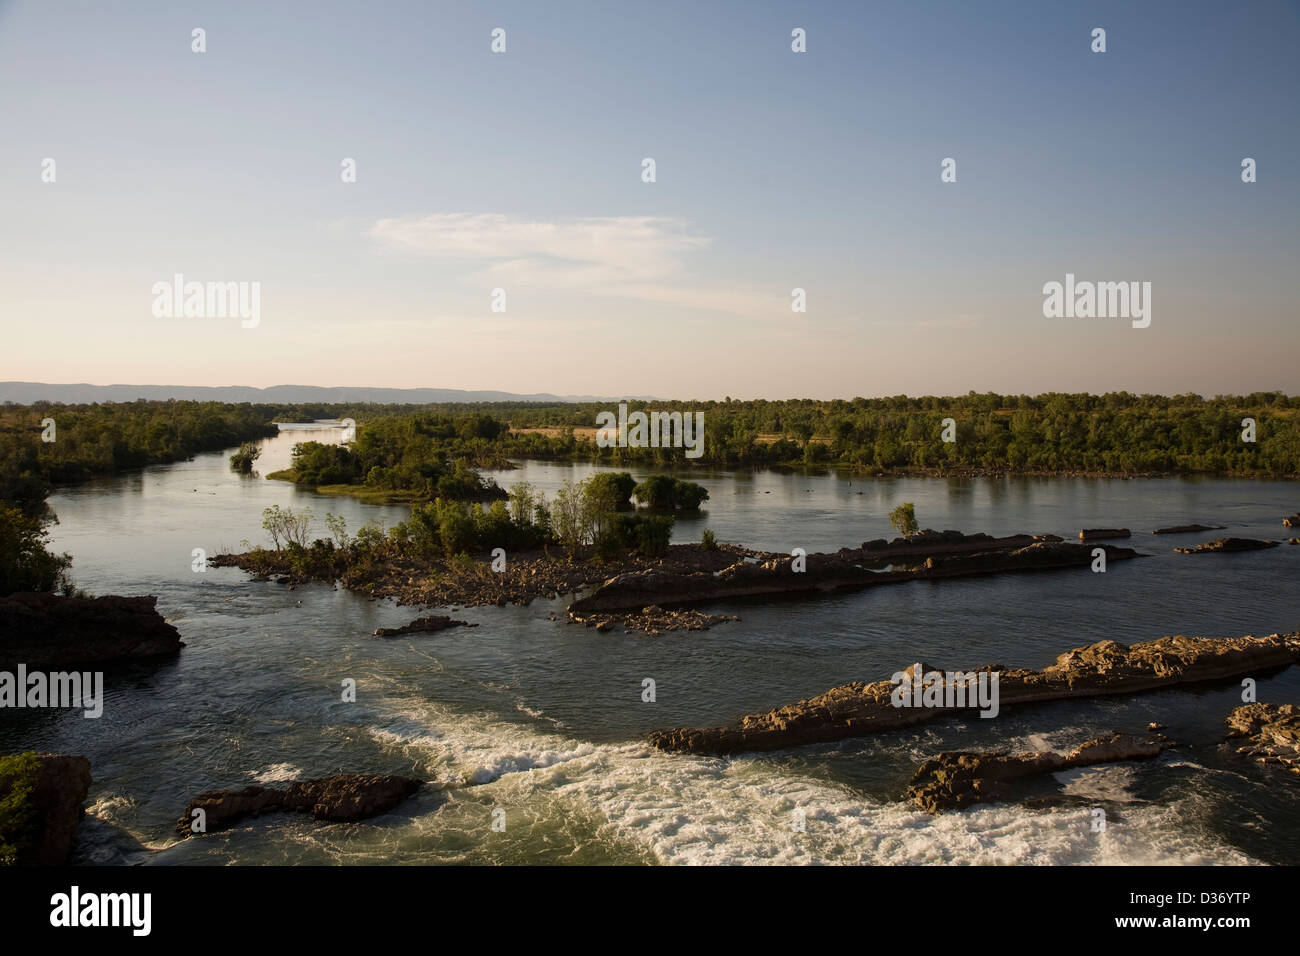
[649, 631, 1300, 755]
[1226, 703, 1300, 774]
[1174, 537, 1278, 554]
[0, 593, 184, 670]
[1151, 524, 1225, 535]
[177, 773, 422, 835]
[373, 615, 476, 637]
[906, 732, 1168, 813]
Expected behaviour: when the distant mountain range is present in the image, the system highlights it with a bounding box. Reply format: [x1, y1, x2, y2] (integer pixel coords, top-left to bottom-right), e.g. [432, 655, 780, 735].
[0, 382, 641, 405]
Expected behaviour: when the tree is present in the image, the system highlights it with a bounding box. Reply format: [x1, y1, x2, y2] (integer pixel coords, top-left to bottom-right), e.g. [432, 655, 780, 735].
[0, 507, 72, 595]
[229, 442, 262, 474]
[888, 502, 918, 539]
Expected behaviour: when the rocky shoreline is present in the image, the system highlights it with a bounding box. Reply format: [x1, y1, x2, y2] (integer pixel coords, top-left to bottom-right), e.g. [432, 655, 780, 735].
[648, 630, 1300, 755]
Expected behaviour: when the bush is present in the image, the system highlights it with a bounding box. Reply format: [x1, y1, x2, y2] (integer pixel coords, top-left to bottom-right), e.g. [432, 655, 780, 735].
[229, 442, 262, 474]
[701, 529, 718, 551]
[888, 502, 918, 538]
[0, 752, 41, 866]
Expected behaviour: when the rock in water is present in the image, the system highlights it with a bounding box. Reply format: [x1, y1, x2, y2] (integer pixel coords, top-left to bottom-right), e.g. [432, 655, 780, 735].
[906, 732, 1167, 813]
[1151, 524, 1225, 535]
[0, 593, 184, 670]
[1079, 528, 1131, 541]
[649, 631, 1300, 755]
[1226, 703, 1300, 774]
[372, 615, 475, 637]
[1174, 537, 1278, 554]
[177, 773, 422, 834]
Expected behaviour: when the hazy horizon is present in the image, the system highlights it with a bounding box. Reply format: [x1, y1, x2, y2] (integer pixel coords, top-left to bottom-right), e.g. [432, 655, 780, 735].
[2, 0, 1298, 400]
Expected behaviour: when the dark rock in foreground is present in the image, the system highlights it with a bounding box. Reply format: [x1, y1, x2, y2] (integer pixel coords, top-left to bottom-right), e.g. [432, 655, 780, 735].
[1226, 703, 1300, 774]
[0, 753, 92, 864]
[1079, 528, 1131, 541]
[0, 593, 184, 670]
[1151, 524, 1225, 535]
[177, 773, 423, 835]
[906, 732, 1169, 813]
[1174, 537, 1279, 554]
[649, 631, 1300, 756]
[373, 615, 476, 637]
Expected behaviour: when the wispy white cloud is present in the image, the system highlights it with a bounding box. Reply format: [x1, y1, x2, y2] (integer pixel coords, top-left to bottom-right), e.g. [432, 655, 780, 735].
[366, 212, 782, 319]
[367, 213, 709, 285]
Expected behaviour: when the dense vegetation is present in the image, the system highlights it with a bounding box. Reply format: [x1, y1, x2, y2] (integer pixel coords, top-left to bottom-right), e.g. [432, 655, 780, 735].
[488, 392, 1300, 475]
[0, 752, 41, 866]
[269, 414, 512, 501]
[240, 471, 699, 585]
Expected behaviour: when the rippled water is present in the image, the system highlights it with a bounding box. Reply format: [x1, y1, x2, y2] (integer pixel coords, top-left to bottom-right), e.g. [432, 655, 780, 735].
[5, 426, 1298, 865]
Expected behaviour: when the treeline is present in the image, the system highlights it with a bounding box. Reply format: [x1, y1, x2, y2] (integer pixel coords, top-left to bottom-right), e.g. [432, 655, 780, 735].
[489, 392, 1300, 475]
[0, 401, 279, 595]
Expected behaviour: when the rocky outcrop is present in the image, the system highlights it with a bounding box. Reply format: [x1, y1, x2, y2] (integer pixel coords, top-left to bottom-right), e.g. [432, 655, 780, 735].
[0, 753, 92, 864]
[1174, 537, 1279, 554]
[373, 616, 476, 637]
[906, 732, 1169, 813]
[1226, 703, 1300, 774]
[1079, 528, 1131, 541]
[648, 631, 1300, 755]
[571, 539, 1137, 614]
[0, 593, 184, 670]
[1283, 514, 1300, 528]
[1151, 524, 1225, 535]
[177, 773, 422, 835]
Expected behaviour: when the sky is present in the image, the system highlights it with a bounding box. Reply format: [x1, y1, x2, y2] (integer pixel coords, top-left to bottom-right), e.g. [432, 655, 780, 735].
[1, 0, 1297, 401]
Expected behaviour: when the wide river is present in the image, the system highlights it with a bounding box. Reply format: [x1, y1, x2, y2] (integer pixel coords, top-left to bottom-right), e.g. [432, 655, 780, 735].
[7, 425, 1299, 864]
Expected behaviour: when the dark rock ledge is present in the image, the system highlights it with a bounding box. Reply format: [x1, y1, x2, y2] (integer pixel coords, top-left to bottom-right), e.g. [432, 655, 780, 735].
[648, 631, 1300, 756]
[177, 773, 423, 835]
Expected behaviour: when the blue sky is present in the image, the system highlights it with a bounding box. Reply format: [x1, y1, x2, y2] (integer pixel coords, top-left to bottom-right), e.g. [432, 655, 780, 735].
[1, 0, 1297, 399]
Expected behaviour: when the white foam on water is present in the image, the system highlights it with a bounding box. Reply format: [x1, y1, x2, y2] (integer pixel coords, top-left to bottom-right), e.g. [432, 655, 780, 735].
[365, 696, 1256, 866]
[1053, 764, 1142, 802]
[249, 762, 304, 783]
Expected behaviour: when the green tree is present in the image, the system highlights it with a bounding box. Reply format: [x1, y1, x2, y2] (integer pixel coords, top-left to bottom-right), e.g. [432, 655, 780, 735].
[888, 502, 918, 539]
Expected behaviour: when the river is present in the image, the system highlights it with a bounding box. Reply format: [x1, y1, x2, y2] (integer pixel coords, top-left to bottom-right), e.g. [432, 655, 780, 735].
[6, 425, 1298, 865]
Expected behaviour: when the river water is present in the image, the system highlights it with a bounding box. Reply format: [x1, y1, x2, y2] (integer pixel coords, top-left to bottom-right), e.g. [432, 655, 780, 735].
[6, 425, 1298, 865]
